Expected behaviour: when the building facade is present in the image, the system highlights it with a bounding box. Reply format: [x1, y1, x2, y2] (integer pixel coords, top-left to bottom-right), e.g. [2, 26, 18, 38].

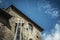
[0, 5, 43, 40]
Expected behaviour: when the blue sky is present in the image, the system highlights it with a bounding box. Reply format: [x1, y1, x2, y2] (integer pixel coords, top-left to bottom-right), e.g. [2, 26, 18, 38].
[0, 0, 60, 40]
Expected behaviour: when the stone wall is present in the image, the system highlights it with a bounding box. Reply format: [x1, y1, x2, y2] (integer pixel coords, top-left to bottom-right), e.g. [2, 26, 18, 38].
[3, 26, 14, 40]
[6, 7, 42, 40]
[0, 22, 13, 40]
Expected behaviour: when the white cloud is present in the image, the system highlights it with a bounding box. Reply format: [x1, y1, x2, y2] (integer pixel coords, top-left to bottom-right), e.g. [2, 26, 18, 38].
[38, 1, 60, 40]
[45, 7, 59, 18]
[43, 3, 60, 18]
[43, 23, 60, 40]
[37, 1, 60, 18]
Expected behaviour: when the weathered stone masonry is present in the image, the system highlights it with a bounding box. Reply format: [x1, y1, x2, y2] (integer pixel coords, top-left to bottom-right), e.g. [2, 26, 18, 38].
[0, 5, 44, 40]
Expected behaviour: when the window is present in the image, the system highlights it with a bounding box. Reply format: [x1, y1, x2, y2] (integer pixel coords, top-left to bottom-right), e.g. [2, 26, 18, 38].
[36, 36, 39, 38]
[36, 35, 40, 39]
[16, 28, 20, 40]
[0, 27, 2, 33]
[29, 23, 33, 31]
[22, 23, 24, 26]
[26, 28, 28, 31]
[15, 23, 24, 32]
[36, 32, 40, 39]
[29, 39, 32, 40]
[15, 23, 23, 40]
[15, 23, 17, 32]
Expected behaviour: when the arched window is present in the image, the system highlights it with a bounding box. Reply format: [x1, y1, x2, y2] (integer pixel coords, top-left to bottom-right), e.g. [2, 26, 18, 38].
[29, 23, 33, 31]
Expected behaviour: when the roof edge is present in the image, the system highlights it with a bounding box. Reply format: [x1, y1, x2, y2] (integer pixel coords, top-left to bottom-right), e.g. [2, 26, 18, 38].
[6, 5, 44, 31]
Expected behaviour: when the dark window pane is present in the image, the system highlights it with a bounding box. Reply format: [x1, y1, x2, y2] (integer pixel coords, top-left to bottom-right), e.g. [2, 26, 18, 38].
[0, 27, 2, 33]
[29, 39, 32, 40]
[15, 23, 17, 32]
[16, 28, 20, 40]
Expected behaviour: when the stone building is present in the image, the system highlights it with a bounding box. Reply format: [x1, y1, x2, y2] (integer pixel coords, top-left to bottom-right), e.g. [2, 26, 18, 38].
[0, 5, 44, 40]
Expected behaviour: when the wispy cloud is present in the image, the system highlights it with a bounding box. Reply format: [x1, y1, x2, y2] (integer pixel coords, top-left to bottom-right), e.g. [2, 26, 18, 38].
[57, 20, 60, 24]
[37, 1, 60, 18]
[43, 22, 60, 40]
[38, 1, 60, 40]
[45, 5, 60, 18]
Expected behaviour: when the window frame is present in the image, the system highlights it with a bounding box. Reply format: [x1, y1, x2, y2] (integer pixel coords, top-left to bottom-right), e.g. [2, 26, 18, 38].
[28, 23, 33, 31]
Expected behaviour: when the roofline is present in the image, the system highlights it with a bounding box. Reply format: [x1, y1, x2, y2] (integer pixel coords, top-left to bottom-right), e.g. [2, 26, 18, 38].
[0, 9, 12, 30]
[0, 8, 12, 19]
[6, 5, 44, 31]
